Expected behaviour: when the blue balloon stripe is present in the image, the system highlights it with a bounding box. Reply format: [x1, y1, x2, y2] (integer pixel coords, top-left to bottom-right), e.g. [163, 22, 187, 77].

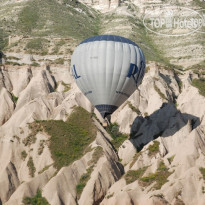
[80, 35, 138, 46]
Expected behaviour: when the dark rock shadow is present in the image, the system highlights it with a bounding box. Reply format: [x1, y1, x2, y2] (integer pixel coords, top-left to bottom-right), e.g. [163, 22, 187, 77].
[46, 65, 57, 91]
[0, 51, 5, 65]
[129, 103, 200, 151]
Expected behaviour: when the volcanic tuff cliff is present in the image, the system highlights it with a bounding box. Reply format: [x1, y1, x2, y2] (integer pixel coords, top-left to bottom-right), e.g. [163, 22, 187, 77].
[0, 0, 205, 205]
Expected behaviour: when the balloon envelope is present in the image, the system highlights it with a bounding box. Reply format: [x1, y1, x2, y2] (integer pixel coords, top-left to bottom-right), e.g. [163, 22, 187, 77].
[71, 35, 146, 118]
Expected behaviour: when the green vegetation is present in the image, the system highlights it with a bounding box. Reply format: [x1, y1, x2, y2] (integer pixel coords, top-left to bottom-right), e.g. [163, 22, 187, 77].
[174, 198, 185, 205]
[192, 79, 205, 97]
[154, 84, 167, 100]
[23, 134, 37, 146]
[23, 189, 50, 205]
[148, 141, 160, 156]
[0, 29, 8, 50]
[106, 123, 129, 150]
[38, 140, 45, 155]
[76, 166, 93, 198]
[167, 155, 175, 164]
[11, 93, 18, 104]
[6, 56, 20, 60]
[26, 38, 49, 54]
[5, 61, 21, 66]
[38, 164, 53, 174]
[53, 58, 64, 65]
[129, 152, 141, 168]
[31, 107, 96, 170]
[31, 62, 40, 67]
[51, 40, 65, 54]
[25, 122, 43, 146]
[199, 167, 205, 180]
[90, 146, 103, 164]
[61, 82, 71, 92]
[76, 146, 103, 198]
[27, 157, 36, 177]
[140, 161, 172, 189]
[16, 0, 100, 40]
[21, 150, 28, 160]
[106, 193, 114, 199]
[125, 167, 147, 184]
[128, 101, 141, 115]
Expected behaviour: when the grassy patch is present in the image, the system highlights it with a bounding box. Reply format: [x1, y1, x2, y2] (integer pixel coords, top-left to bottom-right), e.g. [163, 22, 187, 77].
[106, 193, 114, 199]
[53, 58, 64, 65]
[192, 79, 205, 97]
[76, 146, 103, 198]
[23, 189, 50, 205]
[38, 164, 53, 174]
[106, 123, 129, 150]
[168, 155, 175, 164]
[32, 107, 96, 170]
[21, 151, 27, 160]
[154, 84, 167, 100]
[128, 101, 141, 115]
[23, 133, 38, 146]
[125, 167, 147, 184]
[38, 140, 45, 155]
[6, 56, 20, 60]
[61, 82, 71, 92]
[0, 29, 8, 50]
[148, 141, 160, 156]
[26, 38, 49, 54]
[140, 161, 172, 190]
[76, 166, 93, 198]
[11, 93, 18, 104]
[174, 198, 185, 205]
[27, 157, 36, 177]
[90, 146, 103, 164]
[16, 0, 100, 40]
[31, 62, 40, 67]
[199, 167, 205, 180]
[129, 152, 141, 168]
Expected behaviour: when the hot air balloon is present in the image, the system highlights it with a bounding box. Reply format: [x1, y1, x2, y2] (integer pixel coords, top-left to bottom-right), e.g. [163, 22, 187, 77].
[71, 35, 146, 119]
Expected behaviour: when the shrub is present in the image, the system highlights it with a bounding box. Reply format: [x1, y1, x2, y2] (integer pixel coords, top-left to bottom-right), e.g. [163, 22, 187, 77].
[53, 58, 64, 65]
[61, 82, 71, 92]
[154, 84, 167, 100]
[129, 152, 141, 168]
[76, 166, 93, 198]
[38, 140, 45, 155]
[11, 93, 18, 104]
[23, 134, 37, 146]
[167, 155, 175, 164]
[106, 123, 128, 150]
[27, 157, 36, 177]
[125, 167, 147, 184]
[148, 141, 160, 156]
[23, 189, 50, 205]
[128, 101, 141, 115]
[140, 161, 172, 190]
[31, 62, 40, 67]
[199, 167, 205, 180]
[21, 151, 27, 160]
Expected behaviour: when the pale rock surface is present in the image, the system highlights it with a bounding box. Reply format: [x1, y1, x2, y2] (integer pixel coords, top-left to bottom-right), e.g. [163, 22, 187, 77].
[79, 0, 120, 12]
[0, 88, 14, 125]
[15, 70, 55, 111]
[43, 152, 93, 205]
[0, 60, 205, 205]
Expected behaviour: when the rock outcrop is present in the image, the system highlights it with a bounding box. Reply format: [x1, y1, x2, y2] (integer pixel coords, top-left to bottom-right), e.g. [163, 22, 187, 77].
[0, 61, 204, 205]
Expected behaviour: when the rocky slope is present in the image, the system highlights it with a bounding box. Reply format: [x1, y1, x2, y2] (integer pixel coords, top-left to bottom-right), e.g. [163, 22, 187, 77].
[0, 0, 205, 205]
[0, 58, 205, 204]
